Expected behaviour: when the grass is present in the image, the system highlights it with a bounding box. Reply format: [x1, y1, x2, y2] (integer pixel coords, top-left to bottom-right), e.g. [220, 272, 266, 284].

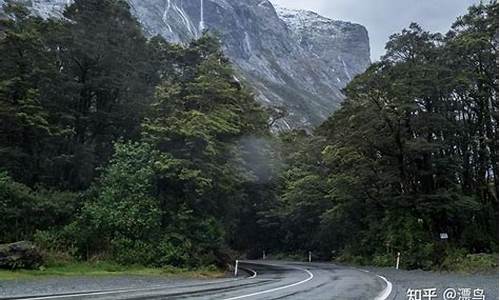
[440, 252, 499, 274]
[0, 261, 226, 281]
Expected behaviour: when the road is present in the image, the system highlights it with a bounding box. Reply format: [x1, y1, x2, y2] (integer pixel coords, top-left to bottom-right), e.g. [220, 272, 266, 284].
[1, 261, 391, 300]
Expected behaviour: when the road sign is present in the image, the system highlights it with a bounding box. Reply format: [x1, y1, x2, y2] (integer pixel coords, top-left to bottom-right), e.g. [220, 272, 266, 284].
[440, 233, 449, 240]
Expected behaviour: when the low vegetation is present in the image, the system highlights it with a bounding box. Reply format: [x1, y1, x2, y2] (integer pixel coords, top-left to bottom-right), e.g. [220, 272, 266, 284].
[0, 260, 223, 281]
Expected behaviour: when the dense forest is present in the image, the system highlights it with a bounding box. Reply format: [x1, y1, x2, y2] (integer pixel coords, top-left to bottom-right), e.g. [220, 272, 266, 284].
[0, 0, 498, 271]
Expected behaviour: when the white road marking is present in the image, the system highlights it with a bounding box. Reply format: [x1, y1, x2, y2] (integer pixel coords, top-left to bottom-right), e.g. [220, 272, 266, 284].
[222, 263, 314, 300]
[19, 290, 138, 300]
[374, 275, 393, 300]
[246, 268, 258, 279]
[18, 263, 391, 300]
[354, 267, 393, 300]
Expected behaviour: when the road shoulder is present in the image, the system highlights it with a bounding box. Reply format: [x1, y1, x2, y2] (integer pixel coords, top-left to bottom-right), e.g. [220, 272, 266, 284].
[365, 267, 499, 300]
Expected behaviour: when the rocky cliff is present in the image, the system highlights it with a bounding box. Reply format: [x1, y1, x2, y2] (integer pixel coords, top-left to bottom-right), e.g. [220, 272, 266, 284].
[0, 0, 371, 130]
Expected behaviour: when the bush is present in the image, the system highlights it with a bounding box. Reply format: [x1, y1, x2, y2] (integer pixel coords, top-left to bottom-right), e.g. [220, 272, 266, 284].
[65, 142, 228, 268]
[110, 238, 157, 266]
[156, 236, 192, 267]
[372, 254, 395, 267]
[0, 171, 78, 243]
[335, 253, 369, 266]
[67, 142, 162, 260]
[441, 249, 499, 273]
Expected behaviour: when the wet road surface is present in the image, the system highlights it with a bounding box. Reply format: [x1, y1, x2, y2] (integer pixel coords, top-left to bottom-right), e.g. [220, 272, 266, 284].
[0, 261, 390, 300]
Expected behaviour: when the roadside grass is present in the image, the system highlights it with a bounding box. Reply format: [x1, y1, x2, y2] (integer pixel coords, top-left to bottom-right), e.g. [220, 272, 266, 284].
[440, 253, 499, 274]
[0, 261, 225, 281]
[335, 251, 499, 275]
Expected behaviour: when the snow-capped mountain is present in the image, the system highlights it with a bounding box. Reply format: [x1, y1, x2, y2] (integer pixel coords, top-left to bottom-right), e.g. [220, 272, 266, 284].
[0, 0, 371, 130]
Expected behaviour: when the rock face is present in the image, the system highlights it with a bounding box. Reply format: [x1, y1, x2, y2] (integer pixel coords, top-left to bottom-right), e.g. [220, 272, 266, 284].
[0, 241, 43, 269]
[0, 0, 371, 130]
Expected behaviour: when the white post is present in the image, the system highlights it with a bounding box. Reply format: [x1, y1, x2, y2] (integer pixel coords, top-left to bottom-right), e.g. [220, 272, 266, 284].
[234, 260, 239, 277]
[308, 251, 312, 263]
[263, 250, 266, 260]
[396, 252, 400, 270]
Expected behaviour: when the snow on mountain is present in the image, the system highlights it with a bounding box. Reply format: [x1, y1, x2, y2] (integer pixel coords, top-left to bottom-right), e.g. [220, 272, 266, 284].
[0, 0, 371, 130]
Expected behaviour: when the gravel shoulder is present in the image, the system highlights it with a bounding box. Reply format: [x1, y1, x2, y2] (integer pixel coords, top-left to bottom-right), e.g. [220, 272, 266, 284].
[366, 267, 499, 300]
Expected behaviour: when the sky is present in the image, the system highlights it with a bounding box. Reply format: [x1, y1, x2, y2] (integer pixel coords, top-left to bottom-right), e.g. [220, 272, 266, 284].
[271, 0, 480, 61]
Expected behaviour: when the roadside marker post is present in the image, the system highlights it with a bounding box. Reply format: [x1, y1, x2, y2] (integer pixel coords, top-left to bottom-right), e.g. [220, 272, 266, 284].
[234, 260, 239, 277]
[263, 250, 266, 260]
[395, 252, 400, 270]
[308, 251, 312, 263]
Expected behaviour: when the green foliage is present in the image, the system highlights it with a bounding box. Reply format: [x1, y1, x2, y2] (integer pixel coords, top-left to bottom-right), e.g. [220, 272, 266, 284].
[65, 30, 266, 268]
[0, 171, 78, 243]
[0, 1, 253, 269]
[0, 260, 224, 281]
[66, 141, 161, 264]
[82, 142, 161, 239]
[0, 0, 158, 190]
[0, 0, 496, 273]
[441, 251, 499, 273]
[258, 1, 498, 269]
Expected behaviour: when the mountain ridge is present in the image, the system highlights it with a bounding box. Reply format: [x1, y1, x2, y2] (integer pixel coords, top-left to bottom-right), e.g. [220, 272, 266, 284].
[0, 0, 371, 130]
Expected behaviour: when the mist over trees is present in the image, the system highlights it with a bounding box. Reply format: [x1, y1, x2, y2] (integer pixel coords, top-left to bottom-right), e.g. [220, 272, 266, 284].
[0, 0, 497, 270]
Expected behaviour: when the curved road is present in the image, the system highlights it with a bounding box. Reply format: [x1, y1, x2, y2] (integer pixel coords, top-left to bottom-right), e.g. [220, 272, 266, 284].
[5, 261, 392, 300]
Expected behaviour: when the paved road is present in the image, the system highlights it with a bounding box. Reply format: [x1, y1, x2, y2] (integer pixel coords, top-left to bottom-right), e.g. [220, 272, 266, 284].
[1, 261, 390, 300]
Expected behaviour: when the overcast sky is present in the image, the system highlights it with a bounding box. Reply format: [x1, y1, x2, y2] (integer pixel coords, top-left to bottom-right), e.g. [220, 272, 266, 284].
[271, 0, 480, 61]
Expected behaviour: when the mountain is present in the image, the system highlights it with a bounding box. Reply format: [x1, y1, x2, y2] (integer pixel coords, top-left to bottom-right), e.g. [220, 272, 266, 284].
[0, 0, 371, 130]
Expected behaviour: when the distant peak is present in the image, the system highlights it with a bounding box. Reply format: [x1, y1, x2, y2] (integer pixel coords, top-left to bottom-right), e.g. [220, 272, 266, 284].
[271, 3, 362, 29]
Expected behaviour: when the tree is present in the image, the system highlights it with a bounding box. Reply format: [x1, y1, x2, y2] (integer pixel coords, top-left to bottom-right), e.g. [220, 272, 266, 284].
[0, 3, 66, 186]
[0, 0, 158, 190]
[266, 2, 498, 268]
[143, 34, 269, 224]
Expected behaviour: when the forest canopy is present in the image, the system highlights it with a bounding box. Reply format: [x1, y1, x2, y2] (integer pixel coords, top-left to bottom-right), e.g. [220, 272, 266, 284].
[0, 0, 497, 271]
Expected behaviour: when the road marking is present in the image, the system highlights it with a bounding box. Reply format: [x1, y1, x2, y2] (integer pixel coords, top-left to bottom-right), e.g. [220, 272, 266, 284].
[354, 267, 393, 300]
[374, 275, 393, 300]
[221, 264, 314, 300]
[246, 268, 258, 279]
[15, 290, 141, 300]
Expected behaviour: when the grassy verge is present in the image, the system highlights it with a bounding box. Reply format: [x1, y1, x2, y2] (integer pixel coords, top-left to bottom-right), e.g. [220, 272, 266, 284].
[335, 252, 499, 274]
[440, 253, 499, 274]
[0, 261, 225, 281]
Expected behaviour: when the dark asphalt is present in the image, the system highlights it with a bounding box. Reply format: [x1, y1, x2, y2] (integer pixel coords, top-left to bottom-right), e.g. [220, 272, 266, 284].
[0, 261, 389, 300]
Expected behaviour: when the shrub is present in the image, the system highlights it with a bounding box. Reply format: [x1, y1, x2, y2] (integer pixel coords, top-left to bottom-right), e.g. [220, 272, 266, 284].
[0, 171, 78, 243]
[372, 254, 395, 267]
[110, 238, 157, 266]
[441, 249, 499, 273]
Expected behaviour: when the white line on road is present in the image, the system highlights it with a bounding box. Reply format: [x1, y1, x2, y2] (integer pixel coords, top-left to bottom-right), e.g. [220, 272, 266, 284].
[246, 268, 258, 279]
[355, 267, 393, 300]
[16, 290, 143, 300]
[374, 275, 393, 300]
[222, 264, 314, 300]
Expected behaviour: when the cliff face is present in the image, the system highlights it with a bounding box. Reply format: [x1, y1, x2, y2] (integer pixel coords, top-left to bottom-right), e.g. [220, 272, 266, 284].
[0, 0, 371, 130]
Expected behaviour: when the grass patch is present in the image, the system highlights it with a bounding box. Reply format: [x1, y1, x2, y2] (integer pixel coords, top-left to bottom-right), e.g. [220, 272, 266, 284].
[0, 261, 225, 281]
[440, 252, 499, 274]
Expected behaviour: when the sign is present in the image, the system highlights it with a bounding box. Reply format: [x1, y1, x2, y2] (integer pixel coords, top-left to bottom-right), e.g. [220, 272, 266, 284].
[440, 233, 449, 240]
